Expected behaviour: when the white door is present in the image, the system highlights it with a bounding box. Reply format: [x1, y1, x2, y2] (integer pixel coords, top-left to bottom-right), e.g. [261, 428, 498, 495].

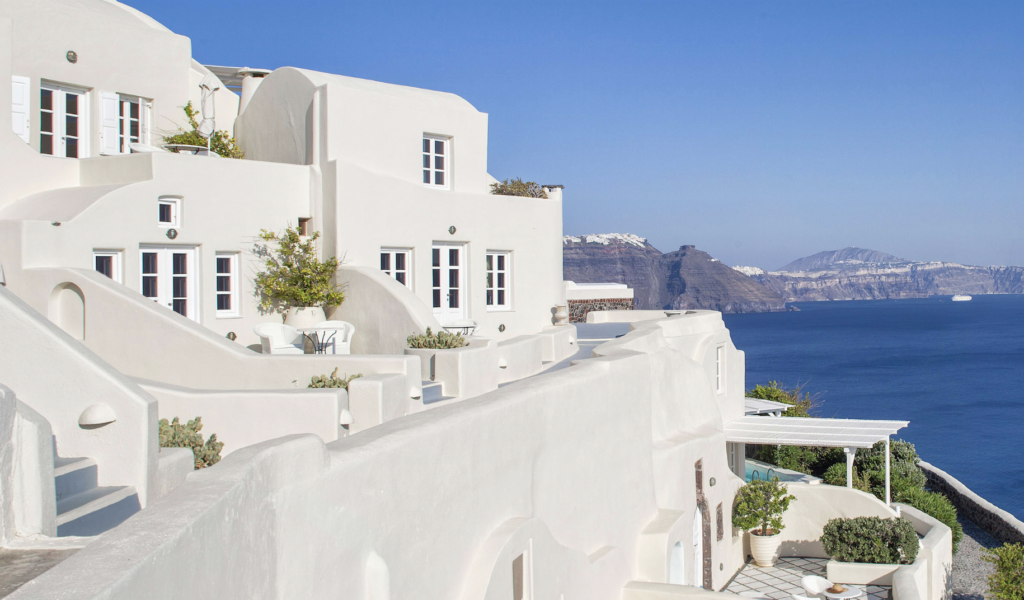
[693, 510, 703, 588]
[669, 541, 685, 584]
[431, 243, 465, 325]
[40, 84, 86, 158]
[140, 247, 198, 321]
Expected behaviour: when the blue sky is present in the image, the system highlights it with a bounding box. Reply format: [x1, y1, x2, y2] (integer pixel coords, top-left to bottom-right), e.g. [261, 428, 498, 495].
[132, 1, 1024, 270]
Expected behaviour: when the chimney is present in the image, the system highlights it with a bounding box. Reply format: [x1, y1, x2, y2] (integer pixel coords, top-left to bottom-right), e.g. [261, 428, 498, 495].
[237, 67, 272, 116]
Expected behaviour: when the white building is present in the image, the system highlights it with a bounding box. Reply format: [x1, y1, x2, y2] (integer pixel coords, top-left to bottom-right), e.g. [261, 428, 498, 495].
[0, 2, 951, 599]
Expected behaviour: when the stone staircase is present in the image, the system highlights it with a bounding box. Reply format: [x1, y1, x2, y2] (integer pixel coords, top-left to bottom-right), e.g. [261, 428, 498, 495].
[54, 457, 140, 537]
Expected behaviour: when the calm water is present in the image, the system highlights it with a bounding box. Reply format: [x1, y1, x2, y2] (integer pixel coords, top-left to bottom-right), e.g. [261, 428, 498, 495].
[723, 295, 1024, 521]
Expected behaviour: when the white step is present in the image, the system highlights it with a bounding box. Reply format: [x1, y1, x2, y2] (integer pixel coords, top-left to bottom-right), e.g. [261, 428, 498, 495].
[54, 457, 97, 501]
[56, 485, 140, 537]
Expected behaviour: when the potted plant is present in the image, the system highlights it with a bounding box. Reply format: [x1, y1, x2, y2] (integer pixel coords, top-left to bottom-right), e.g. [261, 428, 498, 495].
[732, 478, 796, 567]
[253, 227, 344, 328]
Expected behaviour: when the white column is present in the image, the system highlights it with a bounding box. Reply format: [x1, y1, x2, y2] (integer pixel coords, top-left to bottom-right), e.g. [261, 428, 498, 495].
[885, 436, 891, 506]
[844, 447, 856, 489]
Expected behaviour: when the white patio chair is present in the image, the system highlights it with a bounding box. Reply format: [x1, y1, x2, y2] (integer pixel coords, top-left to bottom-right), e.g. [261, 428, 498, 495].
[253, 323, 305, 355]
[317, 320, 356, 355]
[801, 576, 833, 599]
[793, 595, 819, 600]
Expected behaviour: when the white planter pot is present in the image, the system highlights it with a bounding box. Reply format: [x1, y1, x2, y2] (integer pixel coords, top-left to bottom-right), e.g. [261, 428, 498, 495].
[749, 531, 782, 567]
[284, 306, 324, 329]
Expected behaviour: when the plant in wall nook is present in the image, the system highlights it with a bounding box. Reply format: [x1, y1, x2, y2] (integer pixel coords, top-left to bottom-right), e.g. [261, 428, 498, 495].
[308, 368, 362, 390]
[162, 101, 244, 158]
[158, 416, 223, 470]
[253, 227, 344, 326]
[489, 178, 548, 198]
[732, 478, 796, 567]
[820, 516, 919, 565]
[407, 327, 466, 349]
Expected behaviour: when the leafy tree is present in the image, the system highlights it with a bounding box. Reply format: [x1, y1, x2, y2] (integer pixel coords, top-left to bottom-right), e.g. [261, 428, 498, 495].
[984, 543, 1024, 600]
[253, 227, 344, 313]
[162, 101, 244, 158]
[489, 178, 548, 198]
[747, 380, 817, 417]
[732, 479, 796, 536]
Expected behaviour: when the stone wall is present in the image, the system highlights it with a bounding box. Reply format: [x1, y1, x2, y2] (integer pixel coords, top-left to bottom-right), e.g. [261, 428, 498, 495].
[919, 461, 1024, 545]
[568, 298, 633, 323]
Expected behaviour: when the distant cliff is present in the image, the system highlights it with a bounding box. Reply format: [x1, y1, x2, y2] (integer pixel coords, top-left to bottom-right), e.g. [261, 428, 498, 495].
[739, 247, 1024, 301]
[563, 234, 787, 313]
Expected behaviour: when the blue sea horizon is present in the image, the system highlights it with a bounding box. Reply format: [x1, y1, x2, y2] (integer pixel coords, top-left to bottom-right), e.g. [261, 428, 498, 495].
[724, 295, 1024, 522]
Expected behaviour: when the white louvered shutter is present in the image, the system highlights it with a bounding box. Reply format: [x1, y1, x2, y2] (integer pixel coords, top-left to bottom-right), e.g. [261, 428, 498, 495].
[11, 76, 30, 144]
[99, 92, 120, 155]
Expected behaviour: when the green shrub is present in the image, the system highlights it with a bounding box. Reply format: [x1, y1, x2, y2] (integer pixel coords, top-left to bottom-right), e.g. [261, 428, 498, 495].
[822, 463, 872, 493]
[820, 516, 919, 565]
[732, 479, 796, 536]
[253, 227, 344, 313]
[159, 416, 223, 470]
[309, 368, 362, 390]
[489, 178, 548, 198]
[984, 543, 1024, 600]
[899, 487, 963, 555]
[407, 327, 466, 349]
[162, 101, 244, 158]
[747, 380, 817, 418]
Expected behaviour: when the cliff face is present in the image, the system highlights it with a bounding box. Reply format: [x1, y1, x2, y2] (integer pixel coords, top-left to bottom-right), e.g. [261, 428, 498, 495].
[562, 234, 786, 313]
[747, 247, 1024, 301]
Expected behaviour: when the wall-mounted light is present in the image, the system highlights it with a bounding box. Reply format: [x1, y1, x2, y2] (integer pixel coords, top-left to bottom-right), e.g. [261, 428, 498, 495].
[166, 228, 178, 239]
[226, 332, 237, 341]
[709, 477, 717, 487]
[448, 226, 456, 235]
[51, 221, 61, 227]
[66, 51, 78, 64]
[498, 324, 505, 332]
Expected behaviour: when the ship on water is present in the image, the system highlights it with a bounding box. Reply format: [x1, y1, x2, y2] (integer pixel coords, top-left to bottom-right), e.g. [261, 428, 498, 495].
[952, 294, 973, 301]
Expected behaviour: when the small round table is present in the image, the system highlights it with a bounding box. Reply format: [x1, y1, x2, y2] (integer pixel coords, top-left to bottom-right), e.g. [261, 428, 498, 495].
[294, 325, 338, 355]
[823, 586, 864, 600]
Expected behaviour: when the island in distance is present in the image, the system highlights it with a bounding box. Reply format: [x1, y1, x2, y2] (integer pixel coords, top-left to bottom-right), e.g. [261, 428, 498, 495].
[563, 235, 1024, 313]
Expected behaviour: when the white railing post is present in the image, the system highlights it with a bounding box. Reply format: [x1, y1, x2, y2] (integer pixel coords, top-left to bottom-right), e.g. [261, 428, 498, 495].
[844, 447, 856, 489]
[885, 436, 891, 506]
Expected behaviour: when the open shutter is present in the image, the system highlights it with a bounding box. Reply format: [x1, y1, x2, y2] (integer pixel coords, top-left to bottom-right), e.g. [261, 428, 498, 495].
[99, 92, 119, 155]
[142, 100, 153, 145]
[11, 76, 30, 144]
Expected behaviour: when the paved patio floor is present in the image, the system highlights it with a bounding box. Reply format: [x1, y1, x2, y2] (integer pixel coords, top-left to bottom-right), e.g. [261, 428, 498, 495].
[724, 557, 890, 600]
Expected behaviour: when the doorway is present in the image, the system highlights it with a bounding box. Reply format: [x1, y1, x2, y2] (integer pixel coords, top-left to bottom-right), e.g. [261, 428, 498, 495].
[140, 246, 198, 321]
[431, 243, 465, 325]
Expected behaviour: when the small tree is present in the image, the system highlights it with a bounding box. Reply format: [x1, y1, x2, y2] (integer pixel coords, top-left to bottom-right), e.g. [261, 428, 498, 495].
[984, 543, 1024, 600]
[490, 178, 548, 198]
[747, 380, 817, 418]
[732, 479, 796, 536]
[253, 227, 344, 313]
[162, 101, 244, 159]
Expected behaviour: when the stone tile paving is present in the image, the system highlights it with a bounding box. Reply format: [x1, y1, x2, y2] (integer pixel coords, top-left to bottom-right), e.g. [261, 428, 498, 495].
[725, 557, 889, 600]
[952, 516, 999, 600]
[0, 548, 78, 598]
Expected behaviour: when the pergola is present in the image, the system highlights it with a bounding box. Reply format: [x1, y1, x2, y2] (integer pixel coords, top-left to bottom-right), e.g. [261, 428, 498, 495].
[724, 416, 909, 505]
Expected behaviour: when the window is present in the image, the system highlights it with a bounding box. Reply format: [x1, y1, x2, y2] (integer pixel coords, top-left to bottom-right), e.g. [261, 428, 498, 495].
[93, 251, 122, 283]
[715, 345, 724, 394]
[380, 248, 411, 288]
[486, 252, 510, 310]
[422, 135, 448, 187]
[158, 197, 180, 228]
[216, 253, 240, 317]
[41, 83, 88, 158]
[119, 95, 147, 152]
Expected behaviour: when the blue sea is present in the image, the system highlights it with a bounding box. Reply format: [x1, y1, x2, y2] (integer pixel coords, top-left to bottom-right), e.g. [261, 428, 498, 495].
[723, 295, 1024, 521]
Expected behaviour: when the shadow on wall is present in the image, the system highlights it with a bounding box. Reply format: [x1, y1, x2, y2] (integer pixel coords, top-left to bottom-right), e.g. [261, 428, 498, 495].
[49, 282, 85, 340]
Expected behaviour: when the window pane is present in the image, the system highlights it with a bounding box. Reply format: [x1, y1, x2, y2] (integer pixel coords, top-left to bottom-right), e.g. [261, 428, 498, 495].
[435, 171, 444, 186]
[65, 137, 77, 158]
[434, 140, 444, 155]
[396, 272, 406, 285]
[172, 299, 187, 316]
[498, 255, 505, 270]
[449, 249, 458, 266]
[95, 256, 113, 278]
[486, 273, 493, 288]
[40, 112, 52, 133]
[422, 138, 430, 152]
[432, 268, 440, 287]
[432, 249, 440, 267]
[395, 253, 405, 270]
[159, 203, 172, 223]
[498, 289, 505, 306]
[217, 295, 230, 310]
[40, 89, 52, 111]
[423, 170, 430, 184]
[217, 275, 231, 292]
[142, 252, 158, 274]
[65, 116, 78, 138]
[449, 289, 458, 308]
[217, 257, 231, 274]
[497, 273, 505, 288]
[486, 290, 493, 305]
[65, 94, 78, 115]
[130, 121, 139, 138]
[422, 155, 430, 168]
[432, 289, 441, 308]
[142, 276, 157, 297]
[434, 156, 444, 170]
[40, 134, 52, 155]
[380, 253, 390, 271]
[448, 269, 458, 288]
[172, 276, 187, 297]
[172, 253, 187, 275]
[129, 101, 139, 119]
[486, 254, 493, 270]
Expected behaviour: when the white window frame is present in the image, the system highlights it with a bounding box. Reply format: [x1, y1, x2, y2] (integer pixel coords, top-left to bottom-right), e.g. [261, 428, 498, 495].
[380, 248, 412, 289]
[485, 251, 511, 311]
[715, 345, 725, 394]
[118, 94, 150, 153]
[422, 134, 450, 189]
[40, 82, 89, 158]
[93, 250, 123, 284]
[158, 196, 181, 228]
[215, 252, 240, 318]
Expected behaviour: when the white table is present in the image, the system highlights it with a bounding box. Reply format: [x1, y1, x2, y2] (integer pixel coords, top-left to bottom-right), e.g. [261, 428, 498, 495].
[823, 586, 863, 600]
[294, 324, 338, 355]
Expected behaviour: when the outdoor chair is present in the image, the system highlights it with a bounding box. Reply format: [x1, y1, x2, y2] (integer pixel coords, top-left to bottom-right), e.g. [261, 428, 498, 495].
[253, 323, 305, 355]
[317, 320, 356, 355]
[793, 595, 820, 600]
[801, 576, 834, 599]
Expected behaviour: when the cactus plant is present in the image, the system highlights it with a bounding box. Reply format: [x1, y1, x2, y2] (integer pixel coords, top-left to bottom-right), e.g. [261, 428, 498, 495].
[158, 416, 224, 470]
[407, 327, 466, 349]
[308, 368, 362, 390]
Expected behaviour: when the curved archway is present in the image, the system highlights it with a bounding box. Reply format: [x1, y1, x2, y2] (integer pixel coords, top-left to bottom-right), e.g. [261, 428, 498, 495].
[49, 283, 85, 340]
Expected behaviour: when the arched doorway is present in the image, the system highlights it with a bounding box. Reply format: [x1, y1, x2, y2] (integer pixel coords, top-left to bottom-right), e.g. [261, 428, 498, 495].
[669, 541, 685, 584]
[49, 283, 85, 340]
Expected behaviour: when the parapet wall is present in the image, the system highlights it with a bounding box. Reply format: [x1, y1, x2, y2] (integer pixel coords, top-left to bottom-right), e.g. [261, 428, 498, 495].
[919, 460, 1024, 545]
[568, 298, 633, 323]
